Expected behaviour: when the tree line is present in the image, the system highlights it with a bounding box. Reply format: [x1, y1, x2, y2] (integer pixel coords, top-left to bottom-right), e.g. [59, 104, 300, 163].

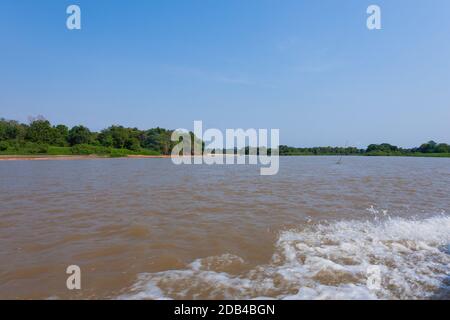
[279, 141, 450, 156]
[0, 117, 176, 156]
[1, 117, 449, 157]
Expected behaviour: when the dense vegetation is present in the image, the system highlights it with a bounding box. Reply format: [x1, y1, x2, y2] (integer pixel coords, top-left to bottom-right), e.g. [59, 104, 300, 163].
[1, 117, 449, 158]
[279, 142, 450, 157]
[0, 117, 175, 157]
[279, 146, 363, 156]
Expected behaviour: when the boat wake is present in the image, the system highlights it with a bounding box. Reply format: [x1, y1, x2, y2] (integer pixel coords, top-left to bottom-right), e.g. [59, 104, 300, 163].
[121, 214, 450, 300]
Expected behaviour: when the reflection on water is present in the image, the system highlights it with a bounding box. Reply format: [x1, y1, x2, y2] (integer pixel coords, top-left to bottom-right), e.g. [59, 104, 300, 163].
[0, 157, 449, 299]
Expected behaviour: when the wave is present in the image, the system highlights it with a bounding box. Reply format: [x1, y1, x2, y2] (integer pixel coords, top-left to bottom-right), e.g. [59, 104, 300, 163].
[120, 214, 450, 300]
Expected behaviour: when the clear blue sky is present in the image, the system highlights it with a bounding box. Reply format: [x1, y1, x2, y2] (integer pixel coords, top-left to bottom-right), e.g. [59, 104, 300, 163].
[1, 0, 449, 148]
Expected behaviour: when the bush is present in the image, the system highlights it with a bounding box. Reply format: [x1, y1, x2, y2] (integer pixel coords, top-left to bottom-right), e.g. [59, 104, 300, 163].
[71, 144, 109, 155]
[0, 141, 9, 151]
[47, 146, 72, 155]
[126, 138, 141, 151]
[109, 149, 129, 158]
[23, 142, 49, 154]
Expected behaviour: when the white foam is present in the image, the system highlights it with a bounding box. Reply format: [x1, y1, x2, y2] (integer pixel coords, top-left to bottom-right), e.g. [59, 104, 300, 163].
[120, 215, 450, 300]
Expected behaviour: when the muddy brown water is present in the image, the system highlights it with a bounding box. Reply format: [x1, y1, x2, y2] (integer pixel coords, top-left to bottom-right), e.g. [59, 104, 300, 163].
[0, 157, 449, 299]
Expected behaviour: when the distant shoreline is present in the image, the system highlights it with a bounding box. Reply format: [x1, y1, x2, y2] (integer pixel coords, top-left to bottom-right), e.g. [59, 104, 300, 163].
[1, 153, 449, 161]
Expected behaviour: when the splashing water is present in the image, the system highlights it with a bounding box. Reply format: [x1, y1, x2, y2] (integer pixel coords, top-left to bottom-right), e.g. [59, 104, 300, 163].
[121, 215, 450, 300]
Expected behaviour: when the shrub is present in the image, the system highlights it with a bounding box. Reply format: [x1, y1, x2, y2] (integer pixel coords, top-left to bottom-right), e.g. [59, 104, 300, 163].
[71, 144, 109, 155]
[109, 149, 129, 158]
[24, 142, 49, 154]
[0, 141, 9, 151]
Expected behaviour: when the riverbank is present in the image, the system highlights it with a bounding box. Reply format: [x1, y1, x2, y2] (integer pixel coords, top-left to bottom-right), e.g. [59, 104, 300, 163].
[0, 154, 170, 161]
[1, 153, 449, 161]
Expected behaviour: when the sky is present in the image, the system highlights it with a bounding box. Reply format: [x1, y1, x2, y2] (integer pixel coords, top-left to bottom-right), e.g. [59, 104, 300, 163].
[1, 0, 449, 148]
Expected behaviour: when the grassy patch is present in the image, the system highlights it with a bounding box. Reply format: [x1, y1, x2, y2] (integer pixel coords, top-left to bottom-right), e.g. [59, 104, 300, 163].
[47, 146, 73, 155]
[0, 142, 161, 158]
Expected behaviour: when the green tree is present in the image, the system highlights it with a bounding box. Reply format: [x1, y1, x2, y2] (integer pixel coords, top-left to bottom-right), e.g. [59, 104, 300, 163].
[143, 128, 173, 154]
[97, 131, 114, 147]
[68, 125, 92, 146]
[125, 137, 141, 151]
[0, 119, 27, 141]
[435, 143, 450, 153]
[98, 126, 130, 148]
[419, 141, 437, 153]
[53, 124, 69, 146]
[26, 120, 53, 144]
[366, 143, 399, 153]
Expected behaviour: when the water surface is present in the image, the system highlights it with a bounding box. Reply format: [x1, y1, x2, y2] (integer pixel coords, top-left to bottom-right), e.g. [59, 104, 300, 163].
[0, 157, 449, 299]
